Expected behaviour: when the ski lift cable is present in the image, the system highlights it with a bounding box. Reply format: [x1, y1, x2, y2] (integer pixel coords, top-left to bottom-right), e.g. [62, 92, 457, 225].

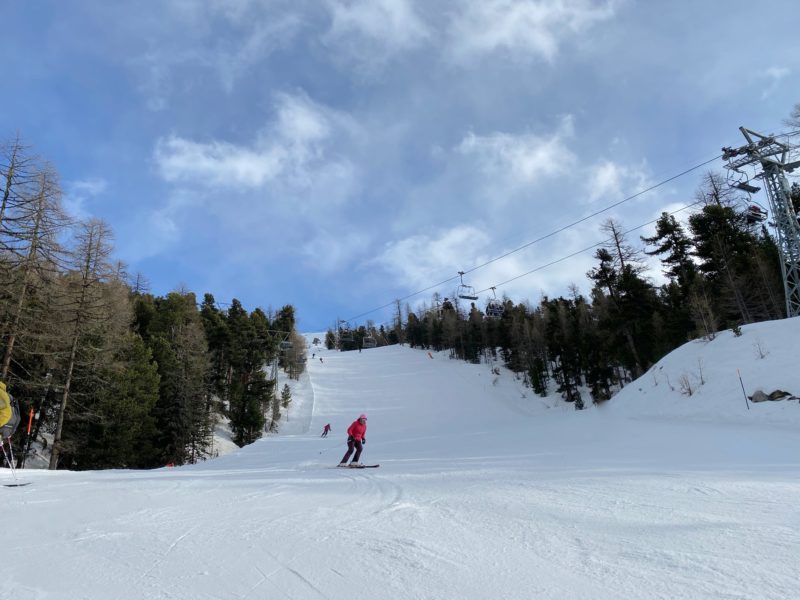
[363, 199, 707, 331]
[474, 199, 705, 294]
[343, 153, 721, 323]
[461, 154, 722, 279]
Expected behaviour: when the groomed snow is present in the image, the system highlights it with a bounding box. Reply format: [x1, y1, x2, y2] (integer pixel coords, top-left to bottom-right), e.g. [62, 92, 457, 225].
[4, 320, 800, 599]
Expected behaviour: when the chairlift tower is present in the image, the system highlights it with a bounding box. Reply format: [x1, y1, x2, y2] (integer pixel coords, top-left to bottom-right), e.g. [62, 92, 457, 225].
[722, 127, 800, 317]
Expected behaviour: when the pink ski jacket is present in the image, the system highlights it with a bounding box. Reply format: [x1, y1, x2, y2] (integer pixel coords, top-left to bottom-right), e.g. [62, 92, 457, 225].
[347, 420, 367, 441]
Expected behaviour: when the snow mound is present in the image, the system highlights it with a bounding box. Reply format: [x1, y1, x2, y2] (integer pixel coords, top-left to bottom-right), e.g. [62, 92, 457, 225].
[606, 317, 800, 426]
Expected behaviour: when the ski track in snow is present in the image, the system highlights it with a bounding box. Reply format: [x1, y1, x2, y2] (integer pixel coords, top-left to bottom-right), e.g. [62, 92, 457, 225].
[4, 321, 800, 599]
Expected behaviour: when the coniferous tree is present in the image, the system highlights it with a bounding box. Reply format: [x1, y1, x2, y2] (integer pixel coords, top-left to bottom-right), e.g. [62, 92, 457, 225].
[1, 167, 68, 379]
[226, 299, 271, 446]
[65, 332, 160, 469]
[690, 204, 761, 325]
[281, 384, 292, 409]
[50, 219, 118, 469]
[641, 212, 698, 345]
[145, 291, 210, 466]
[200, 293, 230, 404]
[588, 248, 647, 378]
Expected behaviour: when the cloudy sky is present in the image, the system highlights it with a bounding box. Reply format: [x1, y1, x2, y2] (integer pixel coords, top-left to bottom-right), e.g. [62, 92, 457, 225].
[2, 0, 798, 330]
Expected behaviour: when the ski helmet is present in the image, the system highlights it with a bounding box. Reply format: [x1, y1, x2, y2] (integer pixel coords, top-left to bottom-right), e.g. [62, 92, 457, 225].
[359, 414, 367, 420]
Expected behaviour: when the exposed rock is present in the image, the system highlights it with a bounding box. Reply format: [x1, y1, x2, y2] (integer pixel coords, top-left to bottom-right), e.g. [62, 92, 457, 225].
[749, 389, 798, 403]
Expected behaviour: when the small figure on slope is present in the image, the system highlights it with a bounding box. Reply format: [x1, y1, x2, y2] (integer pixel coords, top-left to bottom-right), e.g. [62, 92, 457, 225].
[321, 423, 331, 438]
[338, 414, 367, 467]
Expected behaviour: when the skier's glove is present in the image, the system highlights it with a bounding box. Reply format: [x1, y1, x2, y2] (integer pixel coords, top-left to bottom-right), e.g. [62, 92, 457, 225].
[347, 435, 354, 443]
[361, 438, 366, 445]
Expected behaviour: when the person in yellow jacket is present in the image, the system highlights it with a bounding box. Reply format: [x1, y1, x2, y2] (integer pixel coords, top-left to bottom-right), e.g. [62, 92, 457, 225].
[0, 382, 11, 430]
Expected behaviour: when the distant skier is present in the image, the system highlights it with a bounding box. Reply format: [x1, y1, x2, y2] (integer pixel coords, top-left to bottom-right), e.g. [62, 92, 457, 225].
[321, 423, 331, 437]
[312, 353, 315, 359]
[320, 357, 323, 363]
[338, 414, 367, 467]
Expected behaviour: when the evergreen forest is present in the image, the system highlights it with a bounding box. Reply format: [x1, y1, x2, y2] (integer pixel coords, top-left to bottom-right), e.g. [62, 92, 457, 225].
[0, 137, 303, 470]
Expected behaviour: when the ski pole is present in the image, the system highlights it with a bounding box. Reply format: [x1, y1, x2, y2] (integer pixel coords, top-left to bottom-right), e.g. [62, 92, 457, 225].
[0, 440, 18, 481]
[8, 438, 16, 470]
[737, 369, 750, 411]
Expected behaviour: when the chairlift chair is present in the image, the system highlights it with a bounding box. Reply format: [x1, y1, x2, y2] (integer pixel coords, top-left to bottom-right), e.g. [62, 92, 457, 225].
[339, 323, 354, 343]
[456, 271, 478, 301]
[485, 287, 504, 318]
[279, 340, 293, 351]
[733, 181, 761, 194]
[362, 336, 377, 349]
[744, 203, 768, 225]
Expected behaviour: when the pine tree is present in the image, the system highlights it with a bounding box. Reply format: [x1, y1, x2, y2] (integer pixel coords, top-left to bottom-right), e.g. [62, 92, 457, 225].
[66, 333, 160, 469]
[641, 212, 696, 288]
[325, 329, 335, 349]
[690, 204, 761, 325]
[588, 248, 652, 378]
[146, 292, 210, 466]
[50, 219, 118, 469]
[1, 166, 68, 379]
[281, 384, 292, 409]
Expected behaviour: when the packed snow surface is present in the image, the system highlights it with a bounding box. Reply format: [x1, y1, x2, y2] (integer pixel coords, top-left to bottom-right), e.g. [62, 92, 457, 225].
[5, 319, 800, 599]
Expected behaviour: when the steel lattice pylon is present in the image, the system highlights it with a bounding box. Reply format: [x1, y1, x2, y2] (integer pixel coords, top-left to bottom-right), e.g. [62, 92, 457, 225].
[722, 127, 800, 318]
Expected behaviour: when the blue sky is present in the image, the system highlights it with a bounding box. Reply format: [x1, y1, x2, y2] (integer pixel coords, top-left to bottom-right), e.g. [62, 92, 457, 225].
[2, 0, 798, 331]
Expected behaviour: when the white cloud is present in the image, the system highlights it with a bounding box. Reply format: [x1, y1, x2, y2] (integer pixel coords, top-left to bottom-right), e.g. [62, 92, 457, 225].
[323, 0, 430, 68]
[447, 0, 618, 63]
[761, 65, 790, 99]
[63, 178, 108, 219]
[155, 136, 283, 187]
[215, 13, 303, 92]
[130, 2, 303, 108]
[372, 225, 490, 289]
[301, 228, 372, 274]
[585, 159, 651, 203]
[154, 92, 358, 195]
[455, 115, 576, 186]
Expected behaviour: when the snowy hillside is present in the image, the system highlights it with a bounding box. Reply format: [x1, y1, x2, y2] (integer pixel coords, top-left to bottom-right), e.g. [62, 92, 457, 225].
[607, 317, 800, 426]
[3, 322, 800, 599]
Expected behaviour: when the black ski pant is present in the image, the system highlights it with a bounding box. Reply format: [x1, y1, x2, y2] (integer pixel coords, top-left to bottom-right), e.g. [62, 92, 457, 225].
[340, 439, 363, 464]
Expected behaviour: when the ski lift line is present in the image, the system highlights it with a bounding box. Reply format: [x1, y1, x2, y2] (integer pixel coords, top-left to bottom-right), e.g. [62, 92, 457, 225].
[461, 154, 722, 278]
[344, 274, 461, 322]
[342, 154, 722, 323]
[474, 200, 705, 294]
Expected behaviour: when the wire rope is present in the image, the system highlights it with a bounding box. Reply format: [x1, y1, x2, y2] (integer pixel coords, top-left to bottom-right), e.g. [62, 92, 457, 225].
[344, 154, 721, 323]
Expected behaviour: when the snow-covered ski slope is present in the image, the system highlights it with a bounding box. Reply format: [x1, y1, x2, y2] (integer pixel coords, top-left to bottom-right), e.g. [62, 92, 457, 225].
[5, 320, 800, 599]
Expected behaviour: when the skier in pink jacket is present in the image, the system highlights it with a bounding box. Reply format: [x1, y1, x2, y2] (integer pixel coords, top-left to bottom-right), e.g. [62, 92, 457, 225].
[338, 414, 367, 467]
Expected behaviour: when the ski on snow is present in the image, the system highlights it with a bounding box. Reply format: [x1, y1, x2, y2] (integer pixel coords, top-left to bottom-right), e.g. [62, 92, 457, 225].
[3, 482, 31, 487]
[335, 464, 380, 469]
